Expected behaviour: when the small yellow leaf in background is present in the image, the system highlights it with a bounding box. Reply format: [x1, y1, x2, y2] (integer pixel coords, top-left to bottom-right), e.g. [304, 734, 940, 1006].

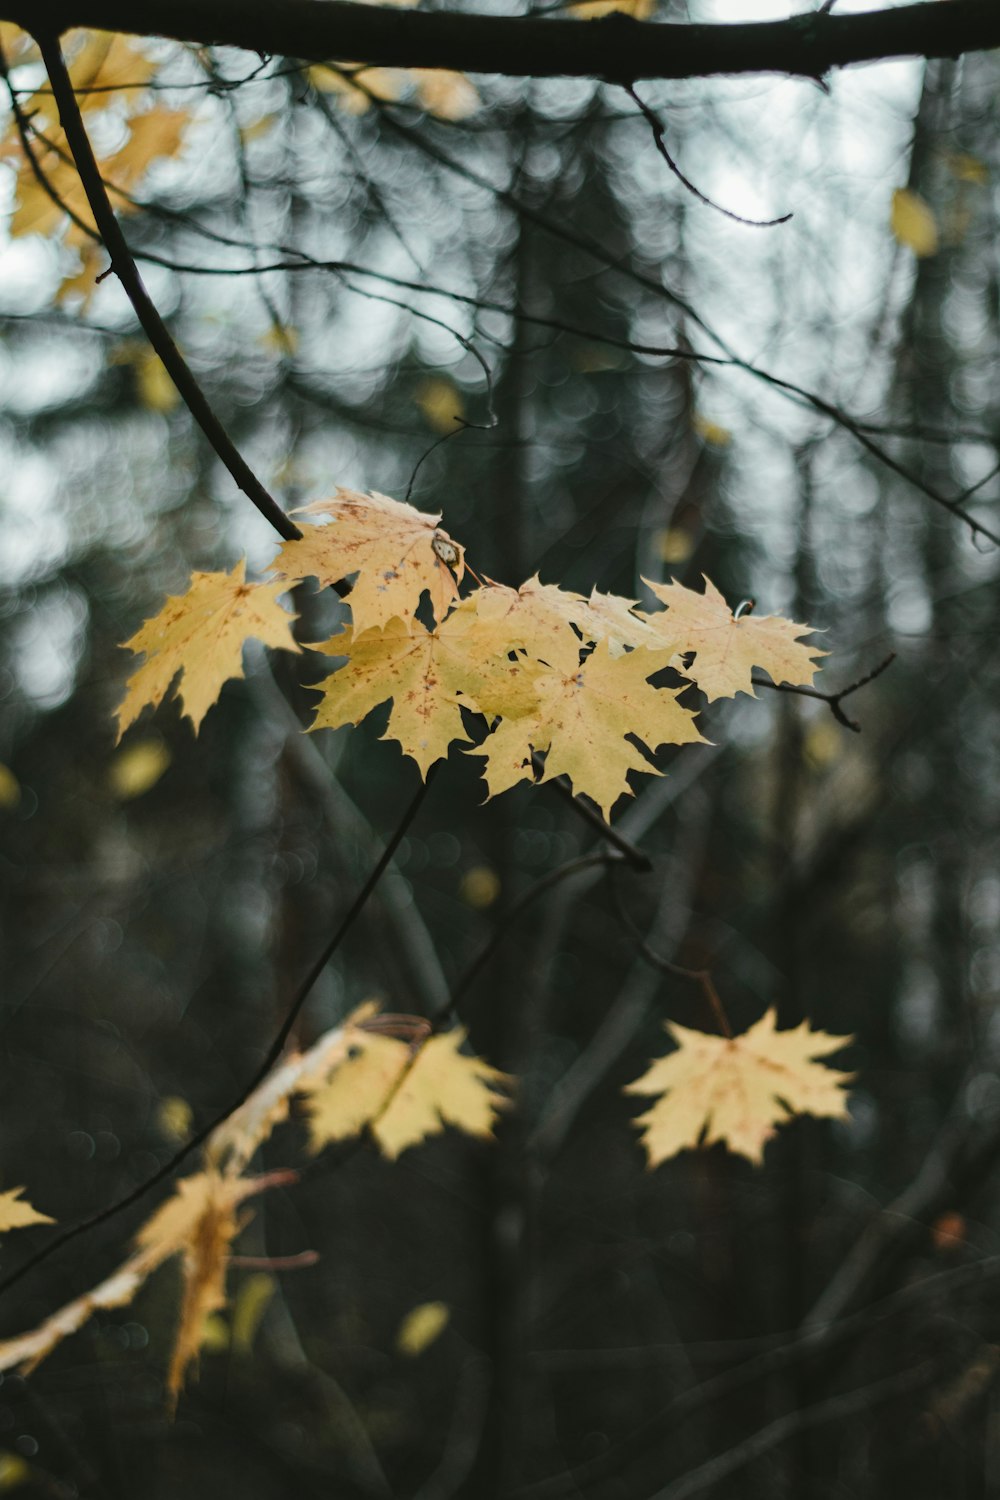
[198, 1314, 229, 1353]
[692, 413, 731, 447]
[260, 324, 299, 357]
[891, 188, 939, 258]
[0, 765, 20, 809]
[157, 1095, 193, 1142]
[415, 376, 464, 432]
[948, 152, 988, 186]
[135, 350, 179, 413]
[232, 1273, 276, 1355]
[108, 739, 171, 800]
[397, 1301, 449, 1356]
[307, 64, 405, 112]
[414, 70, 479, 121]
[459, 865, 501, 910]
[803, 718, 841, 771]
[0, 1188, 53, 1234]
[654, 528, 694, 565]
[0, 1452, 30, 1490]
[240, 113, 278, 146]
[626, 1008, 852, 1167]
[571, 0, 654, 17]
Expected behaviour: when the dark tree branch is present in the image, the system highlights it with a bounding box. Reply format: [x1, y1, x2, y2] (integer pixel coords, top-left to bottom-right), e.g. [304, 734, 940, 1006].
[0, 772, 433, 1301]
[35, 29, 299, 542]
[752, 651, 897, 732]
[6, 2, 1000, 85]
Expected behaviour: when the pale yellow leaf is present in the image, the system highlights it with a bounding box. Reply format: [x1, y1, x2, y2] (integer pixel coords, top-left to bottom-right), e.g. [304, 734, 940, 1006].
[259, 323, 299, 356]
[891, 187, 939, 258]
[654, 527, 694, 565]
[231, 1272, 276, 1355]
[397, 1301, 449, 1356]
[640, 576, 824, 702]
[475, 639, 705, 820]
[625, 1008, 853, 1166]
[414, 70, 479, 121]
[0, 1451, 30, 1489]
[157, 1095, 192, 1142]
[693, 413, 731, 447]
[307, 64, 405, 112]
[304, 1031, 412, 1152]
[206, 1005, 378, 1172]
[0, 764, 19, 809]
[309, 611, 526, 778]
[571, 0, 654, 16]
[304, 1026, 512, 1159]
[459, 865, 501, 910]
[415, 376, 464, 432]
[108, 739, 171, 799]
[275, 487, 464, 631]
[115, 561, 299, 738]
[134, 348, 178, 412]
[0, 1188, 53, 1234]
[0, 1260, 146, 1375]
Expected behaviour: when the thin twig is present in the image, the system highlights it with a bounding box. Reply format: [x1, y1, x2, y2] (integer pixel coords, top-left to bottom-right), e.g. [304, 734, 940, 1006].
[0, 772, 433, 1300]
[442, 851, 621, 1023]
[608, 865, 731, 1036]
[752, 651, 896, 732]
[529, 752, 652, 871]
[34, 30, 299, 542]
[624, 84, 792, 229]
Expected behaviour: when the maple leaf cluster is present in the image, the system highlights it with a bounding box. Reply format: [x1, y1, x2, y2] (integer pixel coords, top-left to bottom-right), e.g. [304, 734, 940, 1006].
[0, 1005, 512, 1399]
[114, 485, 824, 820]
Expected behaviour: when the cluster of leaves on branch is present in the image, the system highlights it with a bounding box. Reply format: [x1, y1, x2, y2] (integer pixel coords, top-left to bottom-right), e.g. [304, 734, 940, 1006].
[0, 11, 858, 1412]
[116, 486, 827, 820]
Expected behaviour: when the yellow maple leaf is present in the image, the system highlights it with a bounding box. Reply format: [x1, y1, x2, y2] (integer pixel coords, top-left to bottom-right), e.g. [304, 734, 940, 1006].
[305, 1027, 512, 1159]
[115, 561, 299, 739]
[475, 639, 705, 820]
[275, 487, 464, 631]
[309, 610, 530, 776]
[0, 1188, 53, 1234]
[625, 1009, 853, 1166]
[206, 1002, 378, 1173]
[640, 576, 823, 701]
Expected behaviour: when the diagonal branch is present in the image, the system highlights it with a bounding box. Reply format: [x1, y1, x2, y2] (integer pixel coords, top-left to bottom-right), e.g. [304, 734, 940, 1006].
[34, 28, 299, 542]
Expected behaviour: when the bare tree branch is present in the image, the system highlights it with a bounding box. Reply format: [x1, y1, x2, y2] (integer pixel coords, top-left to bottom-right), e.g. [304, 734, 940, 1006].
[6, 2, 1000, 85]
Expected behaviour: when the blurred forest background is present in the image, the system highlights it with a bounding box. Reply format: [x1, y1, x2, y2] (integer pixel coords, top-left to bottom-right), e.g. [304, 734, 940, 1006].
[1, 3, 1000, 1497]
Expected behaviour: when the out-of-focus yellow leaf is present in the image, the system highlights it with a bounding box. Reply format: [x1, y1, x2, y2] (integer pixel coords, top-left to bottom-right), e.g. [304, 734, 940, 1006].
[259, 324, 299, 357]
[414, 70, 479, 121]
[108, 739, 171, 799]
[307, 64, 405, 112]
[198, 1314, 229, 1353]
[240, 113, 278, 145]
[571, 0, 654, 16]
[157, 1095, 193, 1142]
[0, 764, 20, 809]
[949, 152, 988, 185]
[134, 349, 179, 412]
[415, 376, 464, 432]
[55, 243, 106, 308]
[891, 188, 939, 258]
[0, 24, 37, 64]
[396, 1301, 449, 1356]
[654, 528, 694, 565]
[0, 1451, 30, 1490]
[232, 1272, 276, 1355]
[803, 719, 841, 770]
[459, 865, 501, 910]
[693, 413, 731, 447]
[0, 1188, 53, 1233]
